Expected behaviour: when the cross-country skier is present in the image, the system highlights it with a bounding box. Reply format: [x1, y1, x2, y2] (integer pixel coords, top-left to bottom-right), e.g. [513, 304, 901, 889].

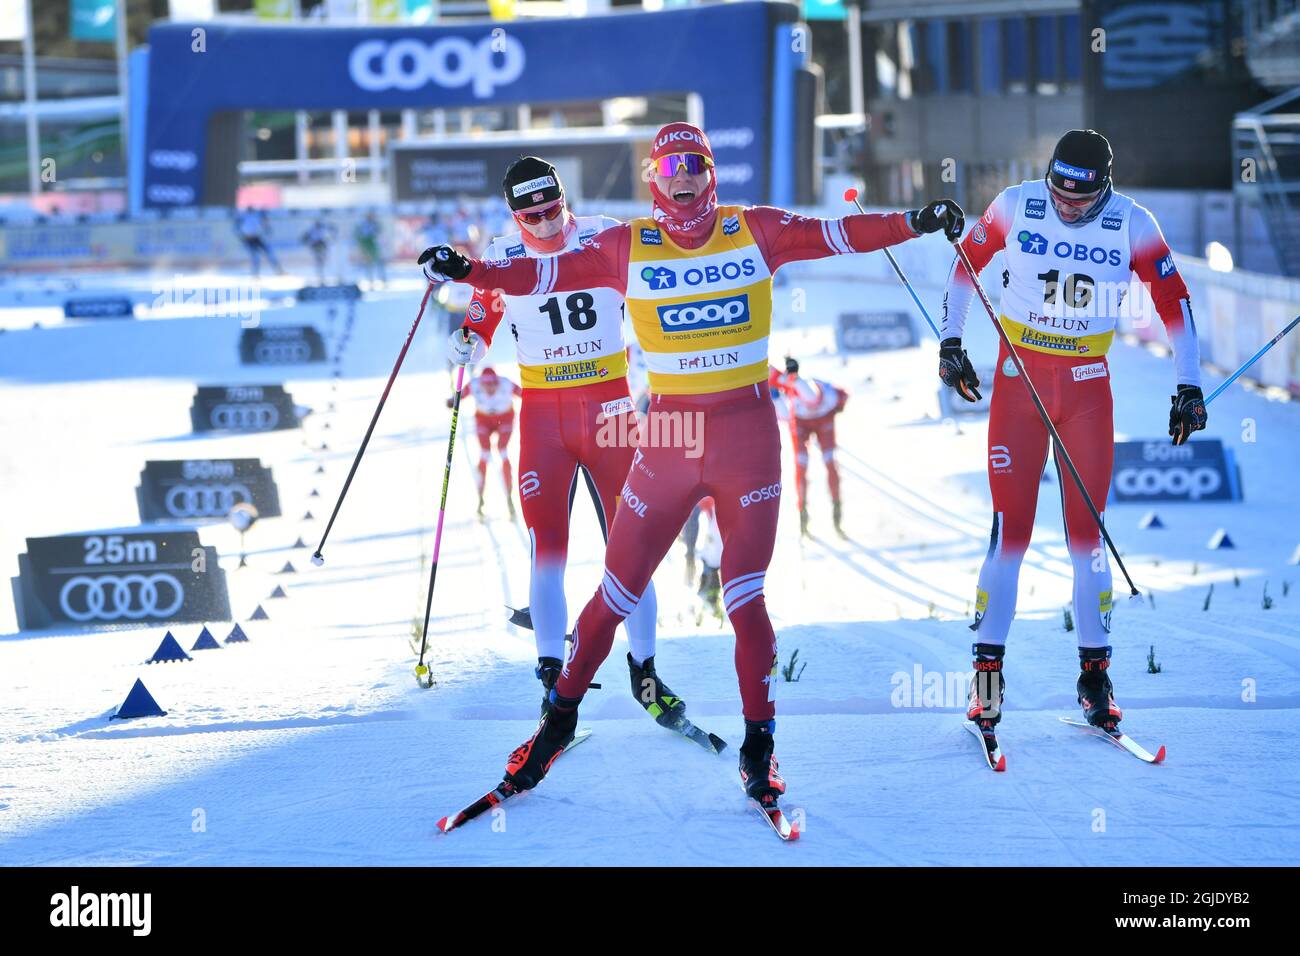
[442, 156, 681, 724]
[421, 123, 963, 811]
[769, 357, 849, 537]
[938, 129, 1206, 743]
[234, 207, 283, 278]
[353, 212, 386, 286]
[301, 218, 337, 285]
[450, 366, 522, 519]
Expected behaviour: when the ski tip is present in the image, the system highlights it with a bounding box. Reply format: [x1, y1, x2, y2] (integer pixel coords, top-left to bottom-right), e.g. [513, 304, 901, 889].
[709, 733, 729, 754]
[787, 822, 803, 841]
[435, 816, 453, 833]
[994, 754, 1007, 772]
[1153, 744, 1167, 763]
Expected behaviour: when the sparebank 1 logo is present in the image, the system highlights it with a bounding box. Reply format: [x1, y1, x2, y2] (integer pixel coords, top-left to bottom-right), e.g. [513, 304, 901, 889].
[641, 266, 677, 291]
[1017, 230, 1048, 255]
[349, 35, 525, 97]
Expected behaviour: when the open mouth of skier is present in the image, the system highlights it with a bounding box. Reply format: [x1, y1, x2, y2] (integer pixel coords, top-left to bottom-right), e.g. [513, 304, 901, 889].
[672, 189, 697, 202]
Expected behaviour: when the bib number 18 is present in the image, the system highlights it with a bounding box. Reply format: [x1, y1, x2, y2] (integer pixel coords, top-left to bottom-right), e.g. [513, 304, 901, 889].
[539, 293, 598, 334]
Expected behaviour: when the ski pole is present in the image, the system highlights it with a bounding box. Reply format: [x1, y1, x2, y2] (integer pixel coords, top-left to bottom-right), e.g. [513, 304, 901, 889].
[415, 362, 468, 689]
[1204, 313, 1300, 407]
[312, 282, 435, 566]
[843, 187, 941, 340]
[951, 240, 1143, 604]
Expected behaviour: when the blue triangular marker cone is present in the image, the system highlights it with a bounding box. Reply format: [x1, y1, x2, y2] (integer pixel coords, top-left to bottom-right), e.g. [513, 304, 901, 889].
[1139, 511, 1164, 529]
[147, 631, 191, 663]
[1208, 529, 1235, 550]
[269, 585, 287, 599]
[111, 679, 167, 720]
[225, 624, 250, 644]
[191, 626, 222, 651]
[249, 604, 270, 621]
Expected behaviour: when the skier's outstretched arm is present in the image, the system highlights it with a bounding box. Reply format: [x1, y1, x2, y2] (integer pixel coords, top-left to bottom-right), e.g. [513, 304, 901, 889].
[743, 203, 958, 272]
[420, 225, 631, 297]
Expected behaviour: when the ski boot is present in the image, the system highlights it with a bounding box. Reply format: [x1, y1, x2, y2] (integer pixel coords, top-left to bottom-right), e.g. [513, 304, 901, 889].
[1077, 646, 1122, 730]
[738, 719, 786, 807]
[832, 499, 844, 537]
[503, 695, 579, 792]
[967, 643, 1005, 755]
[476, 491, 486, 520]
[535, 656, 563, 718]
[506, 496, 517, 521]
[697, 564, 722, 618]
[628, 653, 687, 728]
[799, 506, 810, 538]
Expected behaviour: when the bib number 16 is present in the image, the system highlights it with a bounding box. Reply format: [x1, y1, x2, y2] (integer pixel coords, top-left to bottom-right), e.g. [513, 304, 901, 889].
[1038, 269, 1094, 309]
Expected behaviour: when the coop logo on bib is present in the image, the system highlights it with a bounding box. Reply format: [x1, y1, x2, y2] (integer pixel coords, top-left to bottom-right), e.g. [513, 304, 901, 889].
[640, 228, 663, 246]
[657, 295, 750, 332]
[1025, 198, 1047, 220]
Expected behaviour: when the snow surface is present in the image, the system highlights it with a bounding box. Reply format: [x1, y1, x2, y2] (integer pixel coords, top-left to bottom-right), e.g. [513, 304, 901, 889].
[1, 251, 1298, 866]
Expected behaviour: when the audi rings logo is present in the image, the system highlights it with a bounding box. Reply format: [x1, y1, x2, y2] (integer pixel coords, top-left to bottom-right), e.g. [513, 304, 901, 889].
[209, 403, 280, 430]
[348, 36, 525, 97]
[164, 483, 254, 517]
[254, 341, 312, 363]
[59, 573, 185, 622]
[148, 149, 198, 171]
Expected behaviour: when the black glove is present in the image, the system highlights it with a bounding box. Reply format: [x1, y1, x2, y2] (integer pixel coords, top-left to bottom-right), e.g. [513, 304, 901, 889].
[938, 337, 982, 402]
[909, 199, 965, 242]
[417, 245, 472, 282]
[784, 356, 799, 375]
[1168, 384, 1207, 446]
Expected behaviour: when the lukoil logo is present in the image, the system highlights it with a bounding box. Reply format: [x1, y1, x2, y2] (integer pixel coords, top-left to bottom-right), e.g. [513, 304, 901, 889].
[640, 266, 675, 290]
[739, 482, 781, 508]
[349, 36, 525, 97]
[658, 295, 750, 332]
[1017, 231, 1048, 255]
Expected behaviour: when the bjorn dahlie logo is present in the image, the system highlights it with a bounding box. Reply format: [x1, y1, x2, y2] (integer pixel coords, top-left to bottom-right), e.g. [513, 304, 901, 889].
[50, 886, 151, 936]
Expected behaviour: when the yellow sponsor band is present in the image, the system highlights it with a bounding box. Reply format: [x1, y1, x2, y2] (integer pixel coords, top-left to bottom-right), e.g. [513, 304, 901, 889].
[999, 315, 1114, 357]
[519, 348, 628, 389]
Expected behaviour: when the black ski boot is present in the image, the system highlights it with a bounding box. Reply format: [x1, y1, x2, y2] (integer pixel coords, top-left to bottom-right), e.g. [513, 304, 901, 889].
[628, 653, 687, 728]
[966, 642, 1006, 730]
[503, 695, 579, 792]
[1077, 646, 1122, 730]
[738, 719, 786, 806]
[832, 499, 844, 537]
[799, 506, 810, 538]
[535, 656, 563, 718]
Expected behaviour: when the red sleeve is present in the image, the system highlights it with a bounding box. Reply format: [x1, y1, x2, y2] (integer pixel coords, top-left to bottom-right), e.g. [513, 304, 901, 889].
[460, 286, 506, 344]
[957, 194, 1012, 275]
[466, 225, 630, 297]
[744, 206, 917, 272]
[459, 383, 471, 399]
[512, 382, 523, 398]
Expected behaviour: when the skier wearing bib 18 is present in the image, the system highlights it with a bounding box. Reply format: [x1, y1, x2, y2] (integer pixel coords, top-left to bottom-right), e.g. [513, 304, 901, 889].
[446, 156, 684, 729]
[939, 129, 1206, 746]
[420, 123, 963, 816]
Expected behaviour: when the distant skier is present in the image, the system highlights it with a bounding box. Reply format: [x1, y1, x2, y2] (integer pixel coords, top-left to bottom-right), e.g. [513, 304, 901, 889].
[234, 207, 283, 278]
[353, 212, 386, 286]
[769, 357, 849, 537]
[421, 122, 963, 811]
[450, 366, 523, 519]
[939, 129, 1206, 742]
[301, 218, 337, 285]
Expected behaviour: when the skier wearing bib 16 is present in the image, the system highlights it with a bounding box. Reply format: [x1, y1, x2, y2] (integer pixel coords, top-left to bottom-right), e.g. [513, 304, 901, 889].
[421, 123, 963, 812]
[445, 156, 684, 729]
[939, 129, 1207, 740]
